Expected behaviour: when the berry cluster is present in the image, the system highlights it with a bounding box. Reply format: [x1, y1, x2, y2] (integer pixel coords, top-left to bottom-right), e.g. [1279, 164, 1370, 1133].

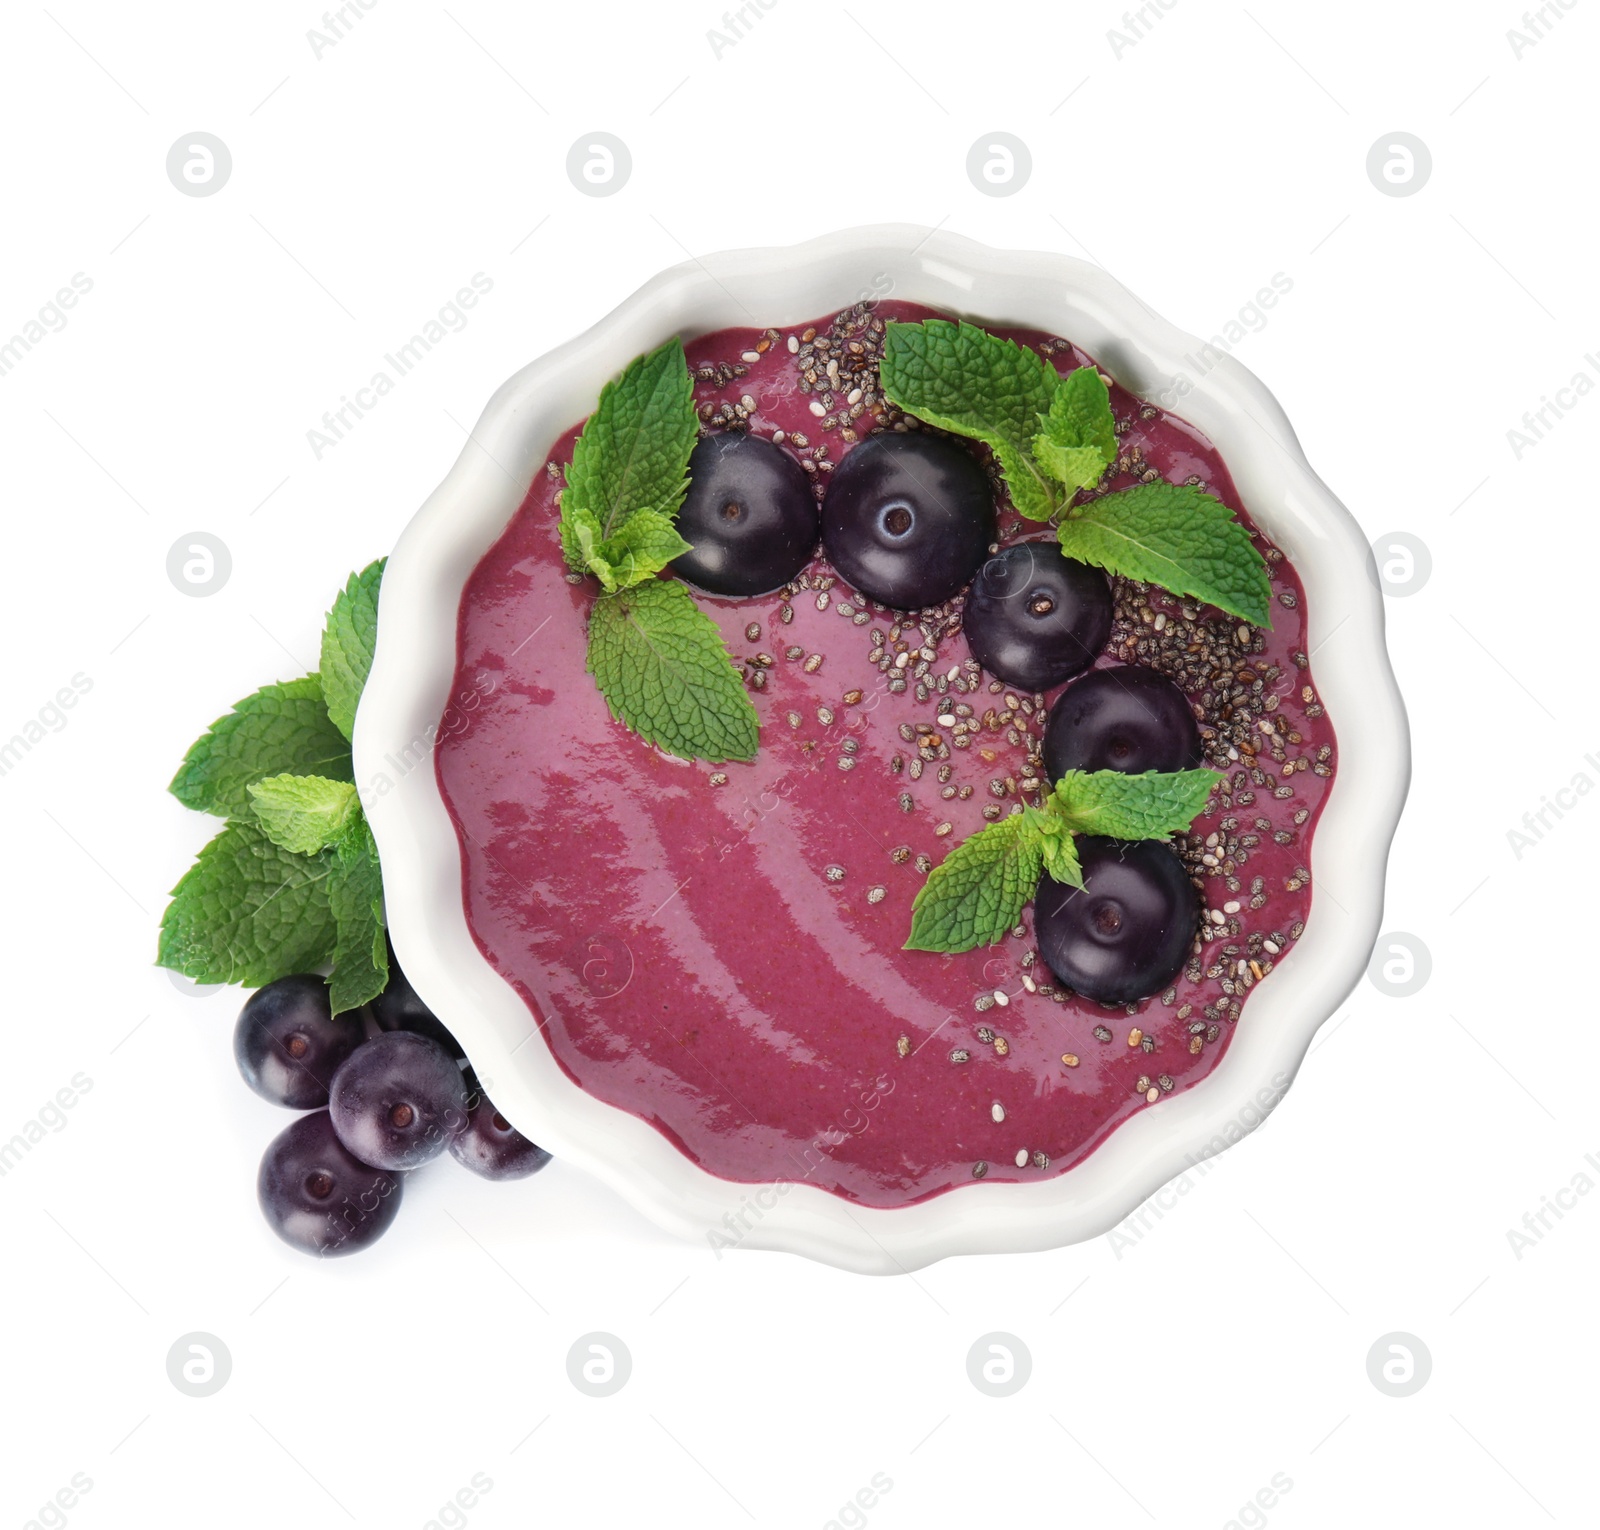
[239, 957, 549, 1257]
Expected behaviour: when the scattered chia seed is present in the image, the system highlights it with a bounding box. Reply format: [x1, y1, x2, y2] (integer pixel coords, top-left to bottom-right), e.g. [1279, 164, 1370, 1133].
[661, 304, 1334, 1179]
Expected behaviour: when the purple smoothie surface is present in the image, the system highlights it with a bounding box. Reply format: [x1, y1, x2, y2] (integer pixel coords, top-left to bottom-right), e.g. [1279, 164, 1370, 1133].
[434, 300, 1336, 1208]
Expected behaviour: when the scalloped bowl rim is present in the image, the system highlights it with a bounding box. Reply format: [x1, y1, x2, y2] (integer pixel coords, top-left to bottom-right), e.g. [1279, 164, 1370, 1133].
[354, 225, 1409, 1275]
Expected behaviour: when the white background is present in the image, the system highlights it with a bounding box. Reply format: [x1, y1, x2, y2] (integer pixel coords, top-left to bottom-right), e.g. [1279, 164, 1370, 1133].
[1, 2, 1593, 1527]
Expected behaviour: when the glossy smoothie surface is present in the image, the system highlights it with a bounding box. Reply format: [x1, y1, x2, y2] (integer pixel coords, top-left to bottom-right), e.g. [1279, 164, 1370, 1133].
[435, 301, 1336, 1207]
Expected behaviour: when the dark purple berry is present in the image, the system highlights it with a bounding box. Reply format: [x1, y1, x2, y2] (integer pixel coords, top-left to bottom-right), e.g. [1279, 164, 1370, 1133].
[962, 542, 1111, 693]
[257, 1110, 403, 1258]
[328, 1033, 469, 1171]
[821, 432, 995, 609]
[450, 1081, 552, 1181]
[1034, 837, 1198, 1004]
[371, 952, 465, 1060]
[1043, 665, 1201, 783]
[234, 975, 364, 1110]
[671, 432, 818, 597]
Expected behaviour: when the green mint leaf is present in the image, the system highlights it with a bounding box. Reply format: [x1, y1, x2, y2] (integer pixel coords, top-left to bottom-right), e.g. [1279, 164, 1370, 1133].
[586, 508, 694, 594]
[1049, 767, 1221, 841]
[169, 676, 353, 819]
[605, 507, 694, 583]
[1033, 367, 1116, 496]
[327, 819, 387, 1014]
[879, 319, 1061, 521]
[1050, 366, 1118, 460]
[586, 580, 758, 763]
[1033, 439, 1107, 497]
[157, 820, 337, 986]
[321, 559, 386, 741]
[1037, 820, 1084, 889]
[567, 502, 605, 580]
[247, 773, 362, 856]
[562, 337, 698, 575]
[1055, 482, 1273, 626]
[905, 811, 1046, 953]
[558, 484, 584, 573]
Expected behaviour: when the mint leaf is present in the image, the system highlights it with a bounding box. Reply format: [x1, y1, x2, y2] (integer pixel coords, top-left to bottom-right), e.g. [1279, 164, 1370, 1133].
[880, 319, 1060, 521]
[321, 559, 386, 741]
[566, 501, 605, 580]
[248, 773, 362, 856]
[586, 580, 758, 763]
[1049, 767, 1221, 840]
[562, 338, 698, 573]
[1049, 367, 1118, 459]
[1033, 367, 1116, 496]
[1056, 483, 1273, 626]
[1033, 439, 1106, 497]
[558, 483, 585, 574]
[906, 811, 1046, 953]
[584, 507, 694, 594]
[169, 676, 353, 819]
[157, 820, 336, 986]
[327, 820, 387, 1014]
[1037, 820, 1084, 888]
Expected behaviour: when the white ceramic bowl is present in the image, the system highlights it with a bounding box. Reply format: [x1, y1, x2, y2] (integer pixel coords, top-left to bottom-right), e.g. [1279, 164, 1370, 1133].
[354, 225, 1408, 1275]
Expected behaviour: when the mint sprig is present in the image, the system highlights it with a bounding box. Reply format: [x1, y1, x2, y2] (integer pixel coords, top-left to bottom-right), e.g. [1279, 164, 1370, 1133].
[159, 563, 392, 1012]
[905, 767, 1220, 954]
[561, 339, 759, 763]
[878, 320, 1272, 627]
[561, 336, 699, 584]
